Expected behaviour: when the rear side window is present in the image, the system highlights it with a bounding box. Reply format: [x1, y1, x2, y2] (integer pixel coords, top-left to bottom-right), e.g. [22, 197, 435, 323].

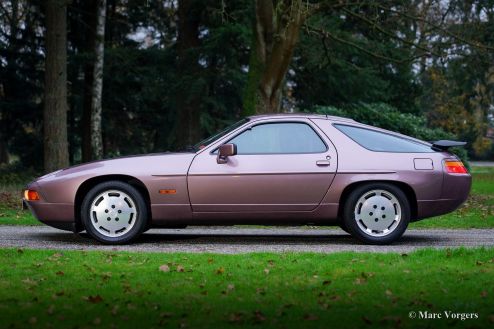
[334, 124, 433, 153]
[228, 122, 327, 154]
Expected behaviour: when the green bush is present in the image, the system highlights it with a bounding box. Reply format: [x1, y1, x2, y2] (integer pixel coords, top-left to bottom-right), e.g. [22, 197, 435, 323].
[310, 103, 470, 168]
[0, 163, 39, 188]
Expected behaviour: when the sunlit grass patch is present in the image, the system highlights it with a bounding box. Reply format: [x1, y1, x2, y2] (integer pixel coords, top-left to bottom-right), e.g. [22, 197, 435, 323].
[0, 248, 493, 329]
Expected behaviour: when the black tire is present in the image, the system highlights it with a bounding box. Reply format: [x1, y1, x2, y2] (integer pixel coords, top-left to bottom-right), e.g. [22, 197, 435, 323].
[343, 183, 410, 245]
[81, 181, 148, 244]
[339, 221, 350, 234]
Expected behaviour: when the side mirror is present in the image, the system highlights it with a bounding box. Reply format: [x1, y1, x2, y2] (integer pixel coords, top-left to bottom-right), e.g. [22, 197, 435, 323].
[217, 143, 237, 164]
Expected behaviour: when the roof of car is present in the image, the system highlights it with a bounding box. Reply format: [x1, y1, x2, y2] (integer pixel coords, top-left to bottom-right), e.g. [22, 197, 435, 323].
[248, 113, 356, 123]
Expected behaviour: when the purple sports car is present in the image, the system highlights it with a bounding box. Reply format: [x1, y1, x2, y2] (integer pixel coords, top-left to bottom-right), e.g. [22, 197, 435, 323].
[23, 114, 471, 244]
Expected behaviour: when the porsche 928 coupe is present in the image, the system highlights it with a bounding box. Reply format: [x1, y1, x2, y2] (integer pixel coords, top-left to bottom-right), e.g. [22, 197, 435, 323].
[23, 114, 471, 245]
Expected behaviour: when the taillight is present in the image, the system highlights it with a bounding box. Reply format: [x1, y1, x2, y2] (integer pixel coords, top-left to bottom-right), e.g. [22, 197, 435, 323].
[444, 160, 468, 174]
[24, 189, 40, 201]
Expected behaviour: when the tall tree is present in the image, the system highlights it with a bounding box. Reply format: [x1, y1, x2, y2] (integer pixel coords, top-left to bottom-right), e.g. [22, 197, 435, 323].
[174, 0, 205, 149]
[90, 0, 107, 159]
[243, 0, 308, 115]
[80, 0, 106, 161]
[44, 0, 69, 172]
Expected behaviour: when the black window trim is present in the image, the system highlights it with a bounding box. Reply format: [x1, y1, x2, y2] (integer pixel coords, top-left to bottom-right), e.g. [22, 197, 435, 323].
[210, 121, 329, 155]
[333, 123, 434, 153]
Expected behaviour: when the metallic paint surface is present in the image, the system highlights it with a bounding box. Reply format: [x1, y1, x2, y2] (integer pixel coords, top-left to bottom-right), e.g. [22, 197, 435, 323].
[24, 114, 471, 232]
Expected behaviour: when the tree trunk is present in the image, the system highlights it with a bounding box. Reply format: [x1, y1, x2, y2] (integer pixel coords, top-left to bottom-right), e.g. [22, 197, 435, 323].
[90, 0, 106, 159]
[81, 0, 106, 162]
[174, 0, 204, 150]
[81, 0, 96, 163]
[243, 0, 306, 115]
[44, 0, 69, 172]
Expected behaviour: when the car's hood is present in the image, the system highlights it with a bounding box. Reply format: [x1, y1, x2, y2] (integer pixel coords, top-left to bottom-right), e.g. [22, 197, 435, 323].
[37, 152, 197, 181]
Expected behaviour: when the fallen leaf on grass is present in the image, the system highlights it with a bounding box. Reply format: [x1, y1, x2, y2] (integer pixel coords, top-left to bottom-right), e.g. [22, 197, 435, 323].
[380, 315, 402, 326]
[362, 316, 372, 325]
[159, 265, 170, 272]
[253, 310, 266, 323]
[304, 314, 319, 321]
[47, 305, 55, 315]
[216, 267, 225, 274]
[84, 295, 103, 304]
[229, 312, 244, 323]
[21, 278, 38, 286]
[49, 253, 63, 260]
[101, 272, 112, 281]
[55, 271, 64, 276]
[160, 312, 173, 318]
[111, 305, 119, 316]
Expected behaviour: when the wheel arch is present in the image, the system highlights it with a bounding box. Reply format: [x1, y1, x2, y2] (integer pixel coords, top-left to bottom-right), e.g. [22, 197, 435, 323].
[74, 174, 152, 232]
[337, 180, 418, 221]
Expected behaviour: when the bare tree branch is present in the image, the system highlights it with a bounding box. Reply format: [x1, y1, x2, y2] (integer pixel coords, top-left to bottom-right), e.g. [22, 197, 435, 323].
[341, 7, 441, 58]
[306, 25, 430, 64]
[376, 3, 494, 51]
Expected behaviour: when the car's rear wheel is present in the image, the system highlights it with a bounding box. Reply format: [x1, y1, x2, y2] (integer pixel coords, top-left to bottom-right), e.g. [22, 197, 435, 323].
[81, 181, 148, 244]
[343, 183, 410, 245]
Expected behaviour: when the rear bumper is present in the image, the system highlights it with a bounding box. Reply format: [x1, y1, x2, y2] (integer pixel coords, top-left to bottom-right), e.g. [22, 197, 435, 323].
[415, 171, 471, 220]
[415, 199, 466, 220]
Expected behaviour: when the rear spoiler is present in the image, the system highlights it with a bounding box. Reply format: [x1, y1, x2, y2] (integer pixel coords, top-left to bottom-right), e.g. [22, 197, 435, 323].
[431, 140, 467, 152]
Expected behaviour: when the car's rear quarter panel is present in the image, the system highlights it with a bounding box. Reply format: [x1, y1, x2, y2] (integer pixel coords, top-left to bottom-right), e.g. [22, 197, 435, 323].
[312, 119, 467, 219]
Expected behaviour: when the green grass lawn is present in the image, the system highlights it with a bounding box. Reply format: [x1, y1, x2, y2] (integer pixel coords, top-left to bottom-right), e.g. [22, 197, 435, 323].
[1, 166, 493, 228]
[0, 248, 493, 329]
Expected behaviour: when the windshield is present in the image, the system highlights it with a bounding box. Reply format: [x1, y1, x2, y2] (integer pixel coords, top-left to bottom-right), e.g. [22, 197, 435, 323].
[193, 118, 249, 151]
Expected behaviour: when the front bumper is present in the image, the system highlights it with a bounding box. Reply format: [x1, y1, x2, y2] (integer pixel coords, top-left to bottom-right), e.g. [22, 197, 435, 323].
[24, 199, 77, 232]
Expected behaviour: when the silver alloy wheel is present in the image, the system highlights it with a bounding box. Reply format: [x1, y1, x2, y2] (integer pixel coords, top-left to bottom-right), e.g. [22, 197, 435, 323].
[354, 189, 402, 237]
[89, 189, 137, 238]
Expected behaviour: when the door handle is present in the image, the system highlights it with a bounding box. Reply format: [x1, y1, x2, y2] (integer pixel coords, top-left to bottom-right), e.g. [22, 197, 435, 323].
[316, 160, 330, 166]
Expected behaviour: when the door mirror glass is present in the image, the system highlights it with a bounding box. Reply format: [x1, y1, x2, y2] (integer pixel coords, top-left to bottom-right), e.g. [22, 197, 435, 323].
[217, 143, 237, 164]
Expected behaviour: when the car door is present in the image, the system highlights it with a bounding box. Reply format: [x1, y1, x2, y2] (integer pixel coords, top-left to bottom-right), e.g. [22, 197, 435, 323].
[187, 119, 337, 212]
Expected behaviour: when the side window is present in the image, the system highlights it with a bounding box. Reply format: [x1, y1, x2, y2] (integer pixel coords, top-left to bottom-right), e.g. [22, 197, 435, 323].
[334, 124, 433, 153]
[228, 122, 327, 154]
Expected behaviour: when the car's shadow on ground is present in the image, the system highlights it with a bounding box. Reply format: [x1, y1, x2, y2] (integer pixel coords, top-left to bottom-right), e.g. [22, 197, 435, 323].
[33, 230, 443, 247]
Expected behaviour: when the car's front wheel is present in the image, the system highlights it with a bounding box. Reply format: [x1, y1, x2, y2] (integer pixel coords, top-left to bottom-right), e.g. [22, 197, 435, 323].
[343, 183, 410, 245]
[81, 181, 148, 244]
